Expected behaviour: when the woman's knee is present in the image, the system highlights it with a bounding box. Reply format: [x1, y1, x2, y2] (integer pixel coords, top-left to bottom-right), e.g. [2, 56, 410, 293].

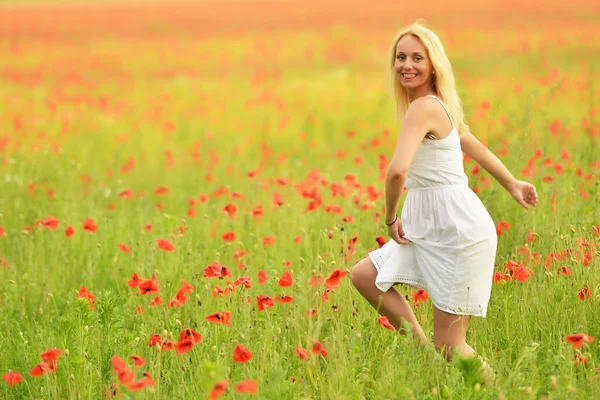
[350, 257, 377, 289]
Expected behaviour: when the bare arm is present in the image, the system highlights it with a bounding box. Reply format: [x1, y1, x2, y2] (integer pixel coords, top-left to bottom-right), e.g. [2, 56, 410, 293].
[459, 130, 517, 191]
[460, 130, 538, 209]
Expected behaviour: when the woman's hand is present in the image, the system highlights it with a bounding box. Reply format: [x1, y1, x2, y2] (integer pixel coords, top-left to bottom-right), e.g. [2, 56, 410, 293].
[388, 218, 411, 245]
[508, 180, 539, 209]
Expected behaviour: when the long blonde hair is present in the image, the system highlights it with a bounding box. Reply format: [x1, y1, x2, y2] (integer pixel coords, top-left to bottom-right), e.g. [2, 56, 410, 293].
[389, 20, 469, 134]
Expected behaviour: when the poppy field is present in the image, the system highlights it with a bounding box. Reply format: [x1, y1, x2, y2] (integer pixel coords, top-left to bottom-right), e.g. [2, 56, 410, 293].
[0, 0, 599, 398]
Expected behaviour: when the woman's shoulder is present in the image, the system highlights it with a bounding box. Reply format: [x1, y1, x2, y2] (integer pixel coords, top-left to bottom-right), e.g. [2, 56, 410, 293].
[406, 95, 442, 117]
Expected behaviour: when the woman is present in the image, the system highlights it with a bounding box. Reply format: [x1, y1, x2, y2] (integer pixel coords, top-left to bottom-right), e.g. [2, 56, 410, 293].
[350, 20, 538, 384]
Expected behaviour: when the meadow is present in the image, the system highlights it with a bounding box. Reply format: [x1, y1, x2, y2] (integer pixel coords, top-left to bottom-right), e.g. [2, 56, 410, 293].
[0, 0, 599, 398]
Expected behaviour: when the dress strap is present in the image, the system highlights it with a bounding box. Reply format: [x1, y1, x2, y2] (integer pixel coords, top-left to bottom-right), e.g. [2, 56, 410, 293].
[427, 95, 455, 130]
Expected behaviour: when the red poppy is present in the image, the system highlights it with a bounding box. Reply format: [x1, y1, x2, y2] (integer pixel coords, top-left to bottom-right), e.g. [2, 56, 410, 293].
[565, 333, 594, 349]
[325, 269, 347, 289]
[65, 225, 75, 238]
[258, 270, 268, 285]
[127, 372, 155, 392]
[263, 236, 276, 246]
[557, 266, 571, 276]
[167, 291, 187, 308]
[127, 272, 140, 288]
[43, 215, 60, 230]
[179, 278, 194, 295]
[204, 261, 232, 278]
[574, 353, 590, 366]
[111, 356, 135, 385]
[223, 203, 238, 219]
[209, 381, 229, 399]
[233, 276, 252, 289]
[206, 311, 232, 325]
[413, 289, 429, 306]
[257, 295, 274, 311]
[83, 218, 97, 233]
[119, 189, 133, 199]
[138, 278, 159, 295]
[378, 316, 396, 331]
[295, 347, 310, 360]
[221, 232, 236, 242]
[130, 355, 146, 368]
[375, 236, 386, 248]
[578, 287, 592, 301]
[145, 224, 153, 232]
[234, 380, 257, 394]
[513, 266, 534, 282]
[278, 270, 293, 287]
[77, 286, 97, 310]
[147, 334, 163, 347]
[156, 239, 175, 252]
[155, 186, 169, 195]
[306, 309, 318, 317]
[150, 296, 163, 306]
[309, 274, 324, 287]
[233, 344, 253, 363]
[0, 226, 5, 238]
[118, 243, 131, 253]
[3, 371, 22, 387]
[274, 295, 293, 304]
[311, 339, 328, 356]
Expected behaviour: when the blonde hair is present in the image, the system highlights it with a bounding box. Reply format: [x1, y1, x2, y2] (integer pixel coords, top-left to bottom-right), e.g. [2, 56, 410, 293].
[389, 19, 469, 134]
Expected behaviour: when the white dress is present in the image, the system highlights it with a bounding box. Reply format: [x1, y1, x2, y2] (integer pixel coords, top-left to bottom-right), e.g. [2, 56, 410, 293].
[368, 95, 497, 318]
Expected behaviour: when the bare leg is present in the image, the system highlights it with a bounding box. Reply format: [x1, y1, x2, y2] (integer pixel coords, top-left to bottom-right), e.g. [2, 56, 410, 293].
[350, 257, 429, 346]
[432, 306, 495, 385]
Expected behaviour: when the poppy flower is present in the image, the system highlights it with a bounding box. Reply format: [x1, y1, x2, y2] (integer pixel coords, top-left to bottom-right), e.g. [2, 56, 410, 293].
[257, 295, 274, 311]
[147, 334, 163, 347]
[557, 266, 571, 276]
[306, 309, 318, 317]
[378, 316, 396, 331]
[325, 269, 347, 289]
[111, 356, 135, 385]
[257, 270, 268, 285]
[3, 371, 22, 387]
[0, 226, 5, 238]
[274, 295, 293, 304]
[234, 379, 257, 394]
[513, 266, 534, 282]
[309, 274, 324, 287]
[206, 311, 232, 326]
[118, 243, 131, 253]
[127, 372, 155, 392]
[311, 339, 328, 357]
[413, 289, 429, 305]
[375, 236, 386, 248]
[77, 286, 97, 310]
[130, 355, 146, 368]
[149, 296, 163, 306]
[155, 186, 169, 195]
[295, 347, 310, 360]
[65, 225, 75, 238]
[233, 344, 253, 363]
[83, 218, 97, 233]
[138, 278, 159, 295]
[278, 270, 293, 287]
[578, 287, 592, 301]
[127, 272, 140, 288]
[42, 215, 60, 230]
[565, 333, 594, 349]
[209, 380, 229, 399]
[574, 353, 589, 366]
[175, 337, 195, 355]
[263, 236, 276, 245]
[492, 271, 511, 284]
[223, 203, 238, 219]
[156, 239, 175, 252]
[233, 276, 252, 289]
[222, 232, 236, 242]
[204, 261, 232, 278]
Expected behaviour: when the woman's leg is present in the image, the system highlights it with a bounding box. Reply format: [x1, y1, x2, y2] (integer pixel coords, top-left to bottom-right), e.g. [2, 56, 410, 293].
[350, 257, 429, 345]
[432, 306, 495, 385]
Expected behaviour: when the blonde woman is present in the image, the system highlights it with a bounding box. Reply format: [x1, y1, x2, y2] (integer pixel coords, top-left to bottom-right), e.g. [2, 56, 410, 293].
[350, 20, 538, 384]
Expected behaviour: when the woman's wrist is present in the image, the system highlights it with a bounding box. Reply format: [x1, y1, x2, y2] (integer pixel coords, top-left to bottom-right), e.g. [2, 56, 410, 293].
[385, 215, 398, 226]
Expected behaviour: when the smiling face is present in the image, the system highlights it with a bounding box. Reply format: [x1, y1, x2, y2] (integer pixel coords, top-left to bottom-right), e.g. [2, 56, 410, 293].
[394, 34, 435, 92]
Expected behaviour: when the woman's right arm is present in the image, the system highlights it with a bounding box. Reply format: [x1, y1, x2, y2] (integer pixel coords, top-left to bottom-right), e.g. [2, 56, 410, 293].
[460, 130, 538, 209]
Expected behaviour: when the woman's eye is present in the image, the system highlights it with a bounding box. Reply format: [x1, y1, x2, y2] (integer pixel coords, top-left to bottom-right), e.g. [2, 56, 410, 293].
[397, 55, 405, 60]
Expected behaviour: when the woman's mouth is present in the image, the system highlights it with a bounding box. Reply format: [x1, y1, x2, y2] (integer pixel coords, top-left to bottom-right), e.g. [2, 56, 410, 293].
[401, 73, 418, 80]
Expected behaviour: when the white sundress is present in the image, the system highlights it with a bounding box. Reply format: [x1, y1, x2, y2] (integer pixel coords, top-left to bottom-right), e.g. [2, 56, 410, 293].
[368, 95, 497, 318]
